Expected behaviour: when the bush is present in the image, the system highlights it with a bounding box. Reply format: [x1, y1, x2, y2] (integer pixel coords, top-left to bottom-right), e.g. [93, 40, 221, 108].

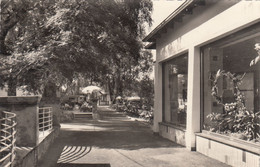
[60, 110, 74, 122]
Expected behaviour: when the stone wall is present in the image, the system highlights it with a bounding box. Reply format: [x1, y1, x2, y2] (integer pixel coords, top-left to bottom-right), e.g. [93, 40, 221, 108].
[159, 122, 186, 146]
[14, 127, 60, 167]
[0, 96, 41, 147]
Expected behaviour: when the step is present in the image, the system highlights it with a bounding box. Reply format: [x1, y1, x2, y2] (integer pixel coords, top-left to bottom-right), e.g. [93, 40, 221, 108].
[73, 113, 93, 119]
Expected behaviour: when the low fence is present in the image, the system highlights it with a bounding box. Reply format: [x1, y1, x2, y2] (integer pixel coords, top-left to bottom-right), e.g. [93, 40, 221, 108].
[39, 107, 53, 136]
[0, 111, 17, 167]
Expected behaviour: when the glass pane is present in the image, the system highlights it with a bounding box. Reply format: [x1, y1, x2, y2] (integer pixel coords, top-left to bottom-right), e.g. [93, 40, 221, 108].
[202, 35, 260, 131]
[163, 53, 188, 127]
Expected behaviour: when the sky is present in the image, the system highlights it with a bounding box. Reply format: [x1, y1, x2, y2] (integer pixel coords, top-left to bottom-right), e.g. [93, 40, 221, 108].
[147, 0, 184, 34]
[147, 0, 184, 79]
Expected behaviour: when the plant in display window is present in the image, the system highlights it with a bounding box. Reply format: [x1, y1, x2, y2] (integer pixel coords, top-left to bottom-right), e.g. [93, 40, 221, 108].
[206, 43, 260, 142]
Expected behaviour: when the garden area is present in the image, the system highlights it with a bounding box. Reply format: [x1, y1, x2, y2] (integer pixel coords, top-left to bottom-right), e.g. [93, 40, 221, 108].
[112, 96, 154, 124]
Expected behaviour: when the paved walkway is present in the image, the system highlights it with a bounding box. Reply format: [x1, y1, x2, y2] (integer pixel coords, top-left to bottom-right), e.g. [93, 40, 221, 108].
[37, 107, 230, 167]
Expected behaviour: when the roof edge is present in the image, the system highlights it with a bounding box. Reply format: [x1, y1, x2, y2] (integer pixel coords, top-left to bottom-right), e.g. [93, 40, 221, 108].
[143, 0, 195, 42]
[144, 42, 156, 49]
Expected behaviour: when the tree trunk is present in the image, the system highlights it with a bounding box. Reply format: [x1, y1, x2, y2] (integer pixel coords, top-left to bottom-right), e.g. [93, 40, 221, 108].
[42, 82, 58, 103]
[107, 80, 114, 103]
[118, 76, 123, 96]
[7, 79, 16, 96]
[0, 14, 19, 55]
[108, 77, 116, 103]
[114, 68, 123, 98]
[0, 39, 8, 55]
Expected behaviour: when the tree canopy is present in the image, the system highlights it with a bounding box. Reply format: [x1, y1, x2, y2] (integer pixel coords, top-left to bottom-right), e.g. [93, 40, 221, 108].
[0, 0, 153, 97]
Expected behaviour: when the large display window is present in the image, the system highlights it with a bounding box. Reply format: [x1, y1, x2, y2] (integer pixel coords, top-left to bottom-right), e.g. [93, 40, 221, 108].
[202, 30, 260, 140]
[162, 53, 188, 128]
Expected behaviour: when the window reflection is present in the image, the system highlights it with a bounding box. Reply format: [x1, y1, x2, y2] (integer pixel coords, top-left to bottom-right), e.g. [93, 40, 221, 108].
[202, 35, 260, 129]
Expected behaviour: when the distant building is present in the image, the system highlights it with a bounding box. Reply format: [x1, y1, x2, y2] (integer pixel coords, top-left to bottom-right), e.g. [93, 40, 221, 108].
[144, 1, 260, 166]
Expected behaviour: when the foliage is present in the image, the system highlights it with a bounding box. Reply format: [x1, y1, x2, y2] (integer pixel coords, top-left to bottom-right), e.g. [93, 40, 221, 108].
[0, 0, 153, 96]
[0, 0, 33, 55]
[207, 43, 260, 141]
[207, 70, 260, 141]
[60, 110, 74, 123]
[137, 75, 154, 107]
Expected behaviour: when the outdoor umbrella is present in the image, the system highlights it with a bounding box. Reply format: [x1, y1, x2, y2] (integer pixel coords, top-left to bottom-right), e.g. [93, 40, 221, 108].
[127, 96, 141, 101]
[116, 96, 122, 100]
[81, 86, 102, 94]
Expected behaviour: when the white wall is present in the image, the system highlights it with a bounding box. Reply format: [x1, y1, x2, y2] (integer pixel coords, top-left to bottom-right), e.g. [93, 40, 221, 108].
[153, 62, 163, 132]
[156, 1, 260, 62]
[153, 1, 260, 149]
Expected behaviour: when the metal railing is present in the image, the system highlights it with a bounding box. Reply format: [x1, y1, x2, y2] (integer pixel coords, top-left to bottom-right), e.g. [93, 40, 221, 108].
[39, 107, 53, 136]
[0, 111, 17, 167]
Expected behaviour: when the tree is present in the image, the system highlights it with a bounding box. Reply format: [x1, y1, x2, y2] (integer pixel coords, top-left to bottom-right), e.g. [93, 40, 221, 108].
[0, 0, 30, 55]
[0, 0, 57, 95]
[0, 0, 153, 97]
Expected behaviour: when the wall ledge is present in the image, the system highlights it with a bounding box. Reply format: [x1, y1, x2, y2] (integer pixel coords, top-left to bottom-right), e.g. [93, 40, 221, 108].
[196, 130, 260, 155]
[159, 122, 186, 132]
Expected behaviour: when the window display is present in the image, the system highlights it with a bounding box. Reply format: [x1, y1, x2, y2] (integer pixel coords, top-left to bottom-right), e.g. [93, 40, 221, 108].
[202, 34, 260, 141]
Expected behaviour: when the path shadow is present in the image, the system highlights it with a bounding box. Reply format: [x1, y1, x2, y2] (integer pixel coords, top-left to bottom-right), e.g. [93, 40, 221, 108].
[38, 108, 182, 166]
[58, 121, 181, 150]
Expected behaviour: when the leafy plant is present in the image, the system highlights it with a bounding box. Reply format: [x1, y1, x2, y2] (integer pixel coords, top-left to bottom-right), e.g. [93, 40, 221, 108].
[207, 70, 260, 141]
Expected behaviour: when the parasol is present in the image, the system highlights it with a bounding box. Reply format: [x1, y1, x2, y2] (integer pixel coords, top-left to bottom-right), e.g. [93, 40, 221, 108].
[127, 96, 141, 101]
[81, 86, 102, 94]
[116, 96, 122, 100]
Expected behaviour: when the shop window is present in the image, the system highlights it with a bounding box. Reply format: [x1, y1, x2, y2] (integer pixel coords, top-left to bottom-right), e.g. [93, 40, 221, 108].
[162, 53, 188, 127]
[202, 34, 260, 136]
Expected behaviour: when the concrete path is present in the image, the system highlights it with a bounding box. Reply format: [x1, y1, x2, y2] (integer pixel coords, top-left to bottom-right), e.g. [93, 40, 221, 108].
[37, 107, 230, 167]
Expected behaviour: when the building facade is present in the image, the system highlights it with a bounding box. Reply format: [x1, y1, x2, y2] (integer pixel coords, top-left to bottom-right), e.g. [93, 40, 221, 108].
[144, 1, 260, 166]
